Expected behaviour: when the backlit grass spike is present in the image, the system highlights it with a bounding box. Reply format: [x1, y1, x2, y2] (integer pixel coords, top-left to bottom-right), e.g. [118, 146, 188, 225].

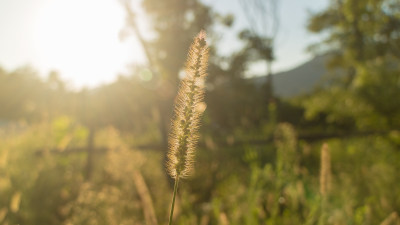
[166, 30, 209, 225]
[167, 30, 209, 179]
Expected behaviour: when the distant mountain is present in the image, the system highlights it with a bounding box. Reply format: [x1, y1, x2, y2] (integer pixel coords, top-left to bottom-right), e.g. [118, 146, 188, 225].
[253, 55, 329, 98]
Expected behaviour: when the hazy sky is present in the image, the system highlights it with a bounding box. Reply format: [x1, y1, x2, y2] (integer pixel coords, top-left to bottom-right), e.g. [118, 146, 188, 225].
[0, 0, 328, 88]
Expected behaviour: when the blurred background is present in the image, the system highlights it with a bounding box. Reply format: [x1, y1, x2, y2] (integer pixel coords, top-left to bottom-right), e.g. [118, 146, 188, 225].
[0, 0, 400, 224]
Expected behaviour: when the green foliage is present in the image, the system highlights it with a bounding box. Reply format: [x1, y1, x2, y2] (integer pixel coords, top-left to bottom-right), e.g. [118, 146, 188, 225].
[0, 115, 399, 225]
[301, 55, 400, 131]
[302, 0, 400, 132]
[0, 119, 86, 224]
[308, 0, 400, 64]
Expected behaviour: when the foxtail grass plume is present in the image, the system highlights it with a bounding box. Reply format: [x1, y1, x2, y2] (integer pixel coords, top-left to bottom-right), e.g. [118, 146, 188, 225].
[167, 30, 209, 225]
[320, 143, 332, 197]
[167, 30, 209, 179]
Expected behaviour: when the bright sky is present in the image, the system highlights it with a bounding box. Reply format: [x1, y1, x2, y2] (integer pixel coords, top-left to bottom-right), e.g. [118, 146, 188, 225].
[0, 0, 145, 88]
[0, 0, 328, 89]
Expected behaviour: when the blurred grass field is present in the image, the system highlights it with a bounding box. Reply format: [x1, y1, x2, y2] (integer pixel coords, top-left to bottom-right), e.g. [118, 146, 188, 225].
[1, 117, 399, 224]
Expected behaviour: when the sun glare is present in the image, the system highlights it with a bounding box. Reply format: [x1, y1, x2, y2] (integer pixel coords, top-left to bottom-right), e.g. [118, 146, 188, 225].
[33, 0, 140, 88]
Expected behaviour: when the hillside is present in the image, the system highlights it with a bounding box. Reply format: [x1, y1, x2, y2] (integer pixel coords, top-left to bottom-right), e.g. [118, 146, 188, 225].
[253, 55, 329, 98]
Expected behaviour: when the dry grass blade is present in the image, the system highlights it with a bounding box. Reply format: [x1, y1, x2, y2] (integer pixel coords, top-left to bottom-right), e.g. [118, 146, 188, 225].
[320, 143, 331, 197]
[380, 212, 400, 225]
[133, 170, 158, 225]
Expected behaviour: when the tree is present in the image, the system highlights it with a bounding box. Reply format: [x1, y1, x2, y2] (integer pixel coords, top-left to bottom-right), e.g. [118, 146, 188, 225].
[308, 0, 400, 70]
[238, 0, 279, 101]
[303, 0, 400, 130]
[120, 0, 237, 147]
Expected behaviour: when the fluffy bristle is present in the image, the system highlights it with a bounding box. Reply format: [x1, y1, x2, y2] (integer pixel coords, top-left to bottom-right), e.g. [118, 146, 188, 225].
[167, 31, 209, 179]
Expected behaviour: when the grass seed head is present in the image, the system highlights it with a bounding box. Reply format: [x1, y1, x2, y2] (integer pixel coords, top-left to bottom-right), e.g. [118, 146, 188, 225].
[167, 30, 209, 179]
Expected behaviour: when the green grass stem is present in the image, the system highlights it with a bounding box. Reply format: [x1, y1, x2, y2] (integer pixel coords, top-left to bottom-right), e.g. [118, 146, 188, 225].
[168, 177, 180, 225]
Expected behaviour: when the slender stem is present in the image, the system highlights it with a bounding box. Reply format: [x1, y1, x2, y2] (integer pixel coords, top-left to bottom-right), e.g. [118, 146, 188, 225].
[168, 177, 180, 225]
